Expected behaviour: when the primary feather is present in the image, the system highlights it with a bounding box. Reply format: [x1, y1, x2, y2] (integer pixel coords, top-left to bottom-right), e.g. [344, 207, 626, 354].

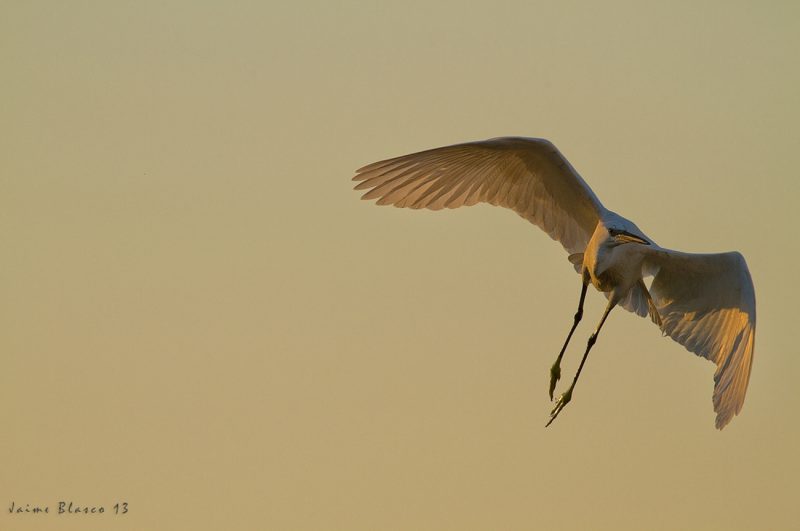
[645, 249, 756, 428]
[354, 137, 603, 255]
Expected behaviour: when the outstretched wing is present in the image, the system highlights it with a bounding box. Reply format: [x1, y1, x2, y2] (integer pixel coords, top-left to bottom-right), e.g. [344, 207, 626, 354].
[353, 137, 605, 255]
[645, 249, 756, 429]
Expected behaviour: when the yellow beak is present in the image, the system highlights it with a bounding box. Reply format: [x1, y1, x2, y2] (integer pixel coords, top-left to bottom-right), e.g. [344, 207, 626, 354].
[614, 232, 650, 245]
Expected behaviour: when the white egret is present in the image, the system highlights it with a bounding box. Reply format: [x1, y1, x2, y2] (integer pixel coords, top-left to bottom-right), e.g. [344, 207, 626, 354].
[353, 137, 756, 429]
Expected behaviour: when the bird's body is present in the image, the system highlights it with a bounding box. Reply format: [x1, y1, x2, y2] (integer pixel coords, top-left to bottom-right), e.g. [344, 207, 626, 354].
[586, 218, 648, 294]
[353, 137, 756, 429]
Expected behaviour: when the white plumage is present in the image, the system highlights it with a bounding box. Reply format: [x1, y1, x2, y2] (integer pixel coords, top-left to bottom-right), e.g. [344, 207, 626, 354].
[353, 137, 755, 429]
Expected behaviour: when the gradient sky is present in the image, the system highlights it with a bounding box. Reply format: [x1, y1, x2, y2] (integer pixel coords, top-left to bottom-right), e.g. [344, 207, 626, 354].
[3, 1, 799, 530]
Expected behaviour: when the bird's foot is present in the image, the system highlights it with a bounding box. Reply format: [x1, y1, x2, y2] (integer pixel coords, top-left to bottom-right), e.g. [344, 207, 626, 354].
[548, 362, 561, 401]
[545, 388, 573, 427]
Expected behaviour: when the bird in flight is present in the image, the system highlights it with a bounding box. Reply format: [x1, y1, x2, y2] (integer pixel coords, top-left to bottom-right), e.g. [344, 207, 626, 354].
[352, 137, 756, 429]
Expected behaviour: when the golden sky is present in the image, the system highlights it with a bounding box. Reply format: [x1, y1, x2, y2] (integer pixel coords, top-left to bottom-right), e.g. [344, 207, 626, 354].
[2, 1, 799, 530]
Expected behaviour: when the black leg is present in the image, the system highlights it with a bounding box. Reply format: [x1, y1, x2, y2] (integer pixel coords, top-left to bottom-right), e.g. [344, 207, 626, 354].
[546, 297, 617, 427]
[549, 278, 589, 400]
